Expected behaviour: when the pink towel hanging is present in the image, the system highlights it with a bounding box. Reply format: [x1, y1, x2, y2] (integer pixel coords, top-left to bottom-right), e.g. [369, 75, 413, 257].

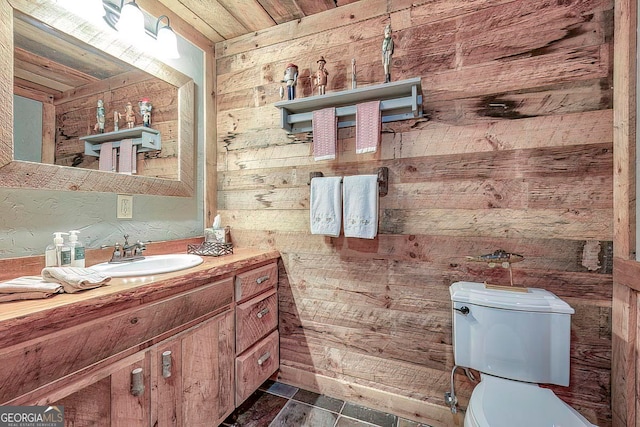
[313, 107, 337, 161]
[356, 100, 381, 154]
[118, 139, 137, 174]
[98, 142, 116, 172]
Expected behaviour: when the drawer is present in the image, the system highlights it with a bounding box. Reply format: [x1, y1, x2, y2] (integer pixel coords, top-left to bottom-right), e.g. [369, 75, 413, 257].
[235, 329, 279, 406]
[235, 262, 278, 302]
[236, 288, 278, 355]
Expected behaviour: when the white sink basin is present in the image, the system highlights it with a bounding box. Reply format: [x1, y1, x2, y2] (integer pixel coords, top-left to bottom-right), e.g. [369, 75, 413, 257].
[90, 254, 204, 278]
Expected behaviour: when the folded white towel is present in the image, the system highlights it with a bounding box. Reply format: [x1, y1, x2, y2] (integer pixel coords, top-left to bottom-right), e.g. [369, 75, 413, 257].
[41, 267, 112, 294]
[0, 292, 59, 303]
[343, 175, 379, 239]
[310, 176, 343, 237]
[0, 276, 63, 294]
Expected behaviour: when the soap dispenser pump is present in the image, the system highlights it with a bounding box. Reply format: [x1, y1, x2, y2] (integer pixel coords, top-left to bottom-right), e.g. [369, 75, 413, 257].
[68, 230, 85, 267]
[45, 232, 71, 267]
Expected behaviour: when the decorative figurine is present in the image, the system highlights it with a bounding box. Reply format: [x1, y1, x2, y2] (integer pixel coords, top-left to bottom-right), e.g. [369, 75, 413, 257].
[124, 102, 135, 129]
[466, 249, 525, 287]
[351, 58, 357, 89]
[282, 63, 299, 100]
[94, 99, 105, 133]
[314, 56, 329, 95]
[114, 110, 121, 131]
[139, 98, 152, 127]
[382, 24, 394, 83]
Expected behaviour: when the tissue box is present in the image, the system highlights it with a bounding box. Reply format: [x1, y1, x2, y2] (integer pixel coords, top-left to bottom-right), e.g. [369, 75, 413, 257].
[205, 227, 228, 243]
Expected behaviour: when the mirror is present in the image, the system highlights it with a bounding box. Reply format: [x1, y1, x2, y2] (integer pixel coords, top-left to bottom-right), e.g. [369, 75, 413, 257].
[1, 0, 195, 196]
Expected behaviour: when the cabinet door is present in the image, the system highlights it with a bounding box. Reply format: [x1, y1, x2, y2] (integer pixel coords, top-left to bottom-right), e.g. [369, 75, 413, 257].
[182, 310, 235, 426]
[110, 353, 151, 427]
[151, 339, 183, 427]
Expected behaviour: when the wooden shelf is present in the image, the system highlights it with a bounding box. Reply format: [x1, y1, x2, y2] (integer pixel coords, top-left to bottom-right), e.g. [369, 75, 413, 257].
[274, 77, 423, 133]
[80, 127, 161, 156]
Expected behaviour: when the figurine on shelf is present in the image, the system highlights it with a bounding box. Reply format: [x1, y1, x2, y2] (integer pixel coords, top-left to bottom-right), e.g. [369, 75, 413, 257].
[139, 98, 152, 127]
[382, 23, 394, 83]
[94, 99, 105, 133]
[124, 102, 135, 129]
[282, 63, 299, 100]
[351, 58, 357, 89]
[314, 56, 329, 95]
[113, 110, 121, 131]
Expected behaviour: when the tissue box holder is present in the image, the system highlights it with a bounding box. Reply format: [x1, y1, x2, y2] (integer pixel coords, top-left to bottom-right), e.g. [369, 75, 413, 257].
[187, 242, 234, 257]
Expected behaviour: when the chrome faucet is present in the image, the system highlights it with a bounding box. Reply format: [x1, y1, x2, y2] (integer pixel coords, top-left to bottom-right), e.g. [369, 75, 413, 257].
[105, 235, 146, 263]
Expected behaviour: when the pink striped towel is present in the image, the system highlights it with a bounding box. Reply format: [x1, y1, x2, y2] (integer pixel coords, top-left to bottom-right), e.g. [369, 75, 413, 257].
[118, 138, 137, 174]
[313, 107, 337, 161]
[356, 100, 381, 154]
[98, 142, 116, 172]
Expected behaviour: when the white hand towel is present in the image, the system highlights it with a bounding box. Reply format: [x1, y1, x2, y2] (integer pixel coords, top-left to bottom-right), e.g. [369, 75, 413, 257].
[310, 176, 342, 237]
[0, 276, 63, 294]
[41, 267, 112, 294]
[0, 292, 59, 303]
[343, 175, 379, 239]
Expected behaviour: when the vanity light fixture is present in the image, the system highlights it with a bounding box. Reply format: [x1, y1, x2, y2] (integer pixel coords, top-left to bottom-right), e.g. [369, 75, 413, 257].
[154, 15, 179, 59]
[104, 0, 180, 59]
[115, 0, 145, 40]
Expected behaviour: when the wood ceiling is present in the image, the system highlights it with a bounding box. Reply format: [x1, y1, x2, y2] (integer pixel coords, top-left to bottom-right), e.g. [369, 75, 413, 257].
[149, 0, 360, 43]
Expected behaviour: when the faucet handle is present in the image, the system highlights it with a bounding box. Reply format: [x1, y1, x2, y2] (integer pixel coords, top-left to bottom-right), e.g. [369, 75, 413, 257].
[134, 241, 146, 256]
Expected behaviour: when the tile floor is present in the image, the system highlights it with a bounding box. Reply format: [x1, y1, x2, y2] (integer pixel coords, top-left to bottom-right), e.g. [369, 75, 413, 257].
[223, 380, 434, 427]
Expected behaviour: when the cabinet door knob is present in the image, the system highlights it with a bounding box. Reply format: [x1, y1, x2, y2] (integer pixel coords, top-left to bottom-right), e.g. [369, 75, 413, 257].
[257, 351, 271, 366]
[162, 350, 172, 378]
[131, 367, 145, 396]
[256, 275, 270, 284]
[257, 307, 270, 318]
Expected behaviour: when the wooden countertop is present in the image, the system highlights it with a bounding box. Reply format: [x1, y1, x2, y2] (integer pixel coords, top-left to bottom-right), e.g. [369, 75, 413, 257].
[0, 248, 280, 345]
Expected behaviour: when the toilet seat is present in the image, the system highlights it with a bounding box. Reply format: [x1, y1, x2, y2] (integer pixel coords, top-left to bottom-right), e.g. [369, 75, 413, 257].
[464, 374, 596, 427]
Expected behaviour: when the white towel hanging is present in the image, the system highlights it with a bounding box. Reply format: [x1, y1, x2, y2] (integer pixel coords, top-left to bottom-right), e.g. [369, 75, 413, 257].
[343, 174, 379, 239]
[310, 176, 343, 237]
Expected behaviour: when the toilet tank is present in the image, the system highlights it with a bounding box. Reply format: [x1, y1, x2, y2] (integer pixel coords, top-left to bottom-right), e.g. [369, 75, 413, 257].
[449, 281, 575, 386]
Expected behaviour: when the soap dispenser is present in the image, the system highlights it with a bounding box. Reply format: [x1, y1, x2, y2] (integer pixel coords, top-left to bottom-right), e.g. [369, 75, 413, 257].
[68, 230, 85, 268]
[45, 232, 71, 267]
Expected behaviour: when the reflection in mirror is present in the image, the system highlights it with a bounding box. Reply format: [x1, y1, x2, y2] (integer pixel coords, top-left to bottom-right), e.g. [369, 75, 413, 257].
[1, 0, 195, 196]
[13, 9, 178, 178]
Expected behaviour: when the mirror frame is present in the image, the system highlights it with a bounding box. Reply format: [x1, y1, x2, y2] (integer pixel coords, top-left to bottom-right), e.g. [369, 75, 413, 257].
[1, 0, 195, 197]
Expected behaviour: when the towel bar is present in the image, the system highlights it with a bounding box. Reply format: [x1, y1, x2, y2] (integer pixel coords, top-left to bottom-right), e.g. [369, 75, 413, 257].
[307, 167, 388, 197]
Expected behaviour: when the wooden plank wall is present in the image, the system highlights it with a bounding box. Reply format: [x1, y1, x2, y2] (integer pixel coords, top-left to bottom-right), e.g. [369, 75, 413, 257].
[612, 0, 638, 425]
[214, 0, 614, 425]
[53, 73, 179, 179]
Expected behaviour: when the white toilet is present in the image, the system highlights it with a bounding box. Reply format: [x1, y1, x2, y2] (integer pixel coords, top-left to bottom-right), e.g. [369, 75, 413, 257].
[449, 281, 597, 427]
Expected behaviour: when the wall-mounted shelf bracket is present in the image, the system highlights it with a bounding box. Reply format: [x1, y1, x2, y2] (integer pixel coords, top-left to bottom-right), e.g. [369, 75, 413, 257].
[81, 127, 161, 157]
[307, 167, 389, 197]
[274, 78, 423, 133]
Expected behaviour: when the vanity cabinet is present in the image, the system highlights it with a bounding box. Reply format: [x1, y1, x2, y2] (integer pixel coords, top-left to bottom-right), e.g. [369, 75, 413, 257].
[0, 249, 281, 427]
[234, 262, 280, 405]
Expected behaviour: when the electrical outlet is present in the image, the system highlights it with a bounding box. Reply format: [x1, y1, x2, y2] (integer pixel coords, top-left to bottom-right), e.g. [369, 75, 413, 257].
[117, 194, 133, 219]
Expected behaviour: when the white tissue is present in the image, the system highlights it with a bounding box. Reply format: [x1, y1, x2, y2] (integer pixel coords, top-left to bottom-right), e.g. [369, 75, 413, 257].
[212, 214, 222, 229]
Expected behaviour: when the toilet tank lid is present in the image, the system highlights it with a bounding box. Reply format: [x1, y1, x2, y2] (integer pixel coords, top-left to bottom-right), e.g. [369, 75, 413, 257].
[450, 281, 575, 314]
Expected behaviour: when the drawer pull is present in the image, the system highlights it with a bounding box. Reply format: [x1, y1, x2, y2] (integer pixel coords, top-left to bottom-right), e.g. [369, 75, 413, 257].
[257, 307, 270, 318]
[162, 351, 172, 378]
[256, 275, 270, 284]
[257, 351, 271, 366]
[131, 367, 145, 396]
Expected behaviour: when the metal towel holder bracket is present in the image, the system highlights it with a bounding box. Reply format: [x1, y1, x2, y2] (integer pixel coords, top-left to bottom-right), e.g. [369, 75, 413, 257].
[307, 166, 389, 197]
